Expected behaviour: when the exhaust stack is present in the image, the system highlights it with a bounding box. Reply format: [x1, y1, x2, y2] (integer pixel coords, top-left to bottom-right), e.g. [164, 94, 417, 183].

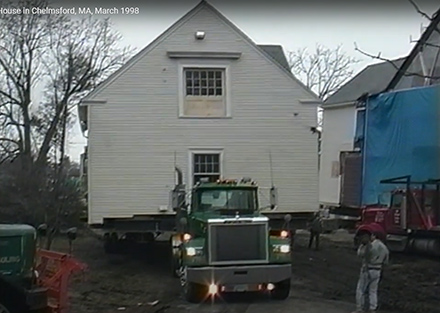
[175, 166, 183, 186]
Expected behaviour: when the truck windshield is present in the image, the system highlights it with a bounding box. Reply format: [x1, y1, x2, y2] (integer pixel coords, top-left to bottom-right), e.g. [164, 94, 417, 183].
[194, 189, 257, 213]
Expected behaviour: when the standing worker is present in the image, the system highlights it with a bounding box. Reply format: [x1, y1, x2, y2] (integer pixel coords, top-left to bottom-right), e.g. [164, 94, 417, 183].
[308, 212, 323, 250]
[352, 231, 389, 313]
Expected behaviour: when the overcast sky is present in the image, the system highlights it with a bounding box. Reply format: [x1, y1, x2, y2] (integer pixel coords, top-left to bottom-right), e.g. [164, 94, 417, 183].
[59, 0, 439, 162]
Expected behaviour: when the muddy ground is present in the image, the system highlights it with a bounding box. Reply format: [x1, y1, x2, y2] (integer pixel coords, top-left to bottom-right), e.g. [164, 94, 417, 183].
[51, 229, 440, 313]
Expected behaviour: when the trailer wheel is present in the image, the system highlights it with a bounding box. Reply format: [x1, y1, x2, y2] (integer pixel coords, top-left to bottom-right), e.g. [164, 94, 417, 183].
[104, 232, 121, 254]
[270, 279, 291, 300]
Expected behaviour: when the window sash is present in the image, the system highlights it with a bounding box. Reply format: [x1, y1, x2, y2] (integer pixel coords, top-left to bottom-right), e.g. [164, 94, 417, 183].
[193, 153, 220, 174]
[185, 69, 224, 97]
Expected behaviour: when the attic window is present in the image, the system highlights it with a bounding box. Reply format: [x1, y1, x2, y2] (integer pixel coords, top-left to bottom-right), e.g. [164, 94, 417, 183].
[179, 64, 230, 118]
[185, 69, 223, 96]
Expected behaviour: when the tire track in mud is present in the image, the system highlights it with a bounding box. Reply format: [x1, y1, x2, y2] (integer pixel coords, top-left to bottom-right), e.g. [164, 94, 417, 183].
[171, 300, 251, 313]
[63, 234, 256, 313]
[54, 230, 440, 313]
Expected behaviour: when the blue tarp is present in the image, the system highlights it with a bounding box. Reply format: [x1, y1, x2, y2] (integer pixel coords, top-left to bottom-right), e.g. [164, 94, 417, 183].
[361, 85, 440, 205]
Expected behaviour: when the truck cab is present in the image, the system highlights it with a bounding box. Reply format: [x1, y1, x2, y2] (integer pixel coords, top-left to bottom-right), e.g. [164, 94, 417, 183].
[0, 224, 48, 313]
[171, 178, 292, 303]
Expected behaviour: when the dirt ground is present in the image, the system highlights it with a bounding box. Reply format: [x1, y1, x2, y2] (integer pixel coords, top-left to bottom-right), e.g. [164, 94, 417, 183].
[50, 229, 440, 313]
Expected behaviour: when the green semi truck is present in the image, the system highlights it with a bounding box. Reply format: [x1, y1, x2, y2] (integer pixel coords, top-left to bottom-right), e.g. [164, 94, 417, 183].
[170, 177, 292, 302]
[0, 224, 48, 313]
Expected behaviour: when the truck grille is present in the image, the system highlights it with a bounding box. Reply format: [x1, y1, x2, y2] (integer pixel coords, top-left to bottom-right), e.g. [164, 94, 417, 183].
[208, 222, 268, 264]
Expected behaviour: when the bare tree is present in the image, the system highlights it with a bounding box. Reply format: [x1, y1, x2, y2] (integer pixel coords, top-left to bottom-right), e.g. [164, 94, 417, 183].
[354, 1, 440, 86]
[0, 0, 133, 247]
[288, 44, 361, 100]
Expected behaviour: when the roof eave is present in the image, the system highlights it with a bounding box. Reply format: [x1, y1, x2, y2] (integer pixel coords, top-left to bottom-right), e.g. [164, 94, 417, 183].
[321, 101, 356, 109]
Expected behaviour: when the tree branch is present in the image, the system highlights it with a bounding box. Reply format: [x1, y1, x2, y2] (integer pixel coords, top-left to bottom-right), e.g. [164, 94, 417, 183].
[408, 0, 433, 20]
[354, 43, 440, 79]
[288, 43, 360, 100]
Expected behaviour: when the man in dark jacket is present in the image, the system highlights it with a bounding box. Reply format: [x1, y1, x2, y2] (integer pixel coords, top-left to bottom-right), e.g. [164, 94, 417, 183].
[308, 212, 323, 250]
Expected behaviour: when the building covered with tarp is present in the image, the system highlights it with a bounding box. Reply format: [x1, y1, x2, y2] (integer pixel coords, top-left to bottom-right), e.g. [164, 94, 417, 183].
[355, 85, 440, 206]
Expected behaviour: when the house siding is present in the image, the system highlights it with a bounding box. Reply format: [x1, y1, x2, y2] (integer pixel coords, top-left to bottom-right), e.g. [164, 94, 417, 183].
[319, 105, 357, 206]
[86, 6, 318, 224]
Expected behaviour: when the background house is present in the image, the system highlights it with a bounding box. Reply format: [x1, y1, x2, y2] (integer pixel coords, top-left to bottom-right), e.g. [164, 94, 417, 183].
[319, 58, 405, 209]
[319, 8, 440, 213]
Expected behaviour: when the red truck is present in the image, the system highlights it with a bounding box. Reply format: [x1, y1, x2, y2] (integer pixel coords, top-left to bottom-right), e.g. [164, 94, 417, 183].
[354, 176, 440, 257]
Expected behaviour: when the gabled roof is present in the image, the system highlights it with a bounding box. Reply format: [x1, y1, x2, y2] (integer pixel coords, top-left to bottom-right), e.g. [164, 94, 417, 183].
[324, 58, 406, 106]
[80, 0, 318, 104]
[258, 45, 291, 73]
[386, 7, 440, 91]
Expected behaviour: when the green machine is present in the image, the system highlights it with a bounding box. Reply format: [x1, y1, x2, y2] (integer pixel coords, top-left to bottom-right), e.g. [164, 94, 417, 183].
[0, 224, 48, 313]
[170, 177, 292, 303]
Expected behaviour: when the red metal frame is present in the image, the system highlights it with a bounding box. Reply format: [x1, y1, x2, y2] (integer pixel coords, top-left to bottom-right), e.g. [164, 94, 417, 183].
[35, 249, 87, 313]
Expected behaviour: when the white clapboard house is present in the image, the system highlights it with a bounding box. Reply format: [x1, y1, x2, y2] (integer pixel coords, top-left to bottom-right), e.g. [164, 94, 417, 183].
[78, 0, 321, 228]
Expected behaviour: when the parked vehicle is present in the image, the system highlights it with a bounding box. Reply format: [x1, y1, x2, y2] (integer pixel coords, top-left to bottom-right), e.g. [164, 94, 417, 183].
[169, 177, 292, 302]
[0, 224, 86, 313]
[0, 224, 48, 313]
[354, 176, 440, 257]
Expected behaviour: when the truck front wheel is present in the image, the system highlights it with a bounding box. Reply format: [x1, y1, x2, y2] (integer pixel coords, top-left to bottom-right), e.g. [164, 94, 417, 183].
[184, 282, 207, 303]
[179, 266, 207, 303]
[270, 279, 291, 300]
[0, 287, 28, 313]
[0, 301, 24, 313]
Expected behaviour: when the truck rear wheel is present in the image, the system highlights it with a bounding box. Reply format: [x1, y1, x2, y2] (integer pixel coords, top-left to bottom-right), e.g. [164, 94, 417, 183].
[270, 279, 291, 300]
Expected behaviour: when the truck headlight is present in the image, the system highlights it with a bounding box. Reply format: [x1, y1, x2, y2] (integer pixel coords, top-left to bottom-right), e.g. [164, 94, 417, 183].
[273, 244, 290, 253]
[186, 247, 203, 256]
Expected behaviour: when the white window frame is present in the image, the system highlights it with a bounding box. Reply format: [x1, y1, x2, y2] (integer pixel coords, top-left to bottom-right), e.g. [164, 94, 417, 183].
[178, 63, 231, 118]
[353, 107, 365, 135]
[353, 107, 366, 151]
[188, 148, 224, 189]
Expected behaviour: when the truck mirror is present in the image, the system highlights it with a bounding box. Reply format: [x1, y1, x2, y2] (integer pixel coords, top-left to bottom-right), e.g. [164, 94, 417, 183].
[37, 224, 47, 237]
[171, 190, 179, 209]
[170, 188, 186, 211]
[66, 227, 77, 241]
[270, 187, 278, 209]
[284, 214, 292, 223]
